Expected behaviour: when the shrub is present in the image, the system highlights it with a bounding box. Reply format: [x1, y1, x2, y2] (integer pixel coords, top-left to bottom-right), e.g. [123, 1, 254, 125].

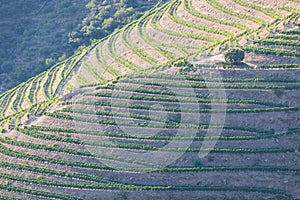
[36, 175, 44, 180]
[207, 155, 214, 162]
[273, 89, 284, 97]
[223, 48, 245, 64]
[194, 159, 203, 167]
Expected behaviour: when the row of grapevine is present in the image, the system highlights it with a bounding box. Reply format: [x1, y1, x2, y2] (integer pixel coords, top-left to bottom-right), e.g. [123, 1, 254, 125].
[168, 1, 233, 38]
[71, 96, 287, 112]
[242, 45, 300, 57]
[205, 0, 265, 25]
[27, 124, 275, 139]
[267, 34, 300, 41]
[183, 0, 248, 31]
[126, 72, 300, 83]
[108, 77, 300, 90]
[0, 183, 81, 200]
[65, 101, 294, 117]
[0, 162, 293, 196]
[150, 5, 218, 44]
[94, 43, 122, 77]
[136, 12, 180, 60]
[120, 24, 160, 65]
[23, 125, 268, 142]
[81, 61, 108, 84]
[106, 35, 141, 71]
[231, 0, 283, 20]
[253, 38, 300, 47]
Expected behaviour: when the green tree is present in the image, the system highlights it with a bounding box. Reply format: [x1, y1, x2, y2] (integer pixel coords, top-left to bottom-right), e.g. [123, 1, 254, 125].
[120, 0, 136, 7]
[45, 58, 55, 66]
[102, 17, 116, 30]
[223, 48, 245, 64]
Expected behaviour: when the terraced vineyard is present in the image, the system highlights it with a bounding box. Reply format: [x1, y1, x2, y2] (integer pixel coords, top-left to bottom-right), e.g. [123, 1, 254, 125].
[0, 0, 300, 199]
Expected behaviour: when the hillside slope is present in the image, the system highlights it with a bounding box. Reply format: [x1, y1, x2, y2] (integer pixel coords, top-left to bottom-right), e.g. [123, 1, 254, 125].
[0, 0, 161, 93]
[0, 0, 89, 92]
[0, 0, 300, 199]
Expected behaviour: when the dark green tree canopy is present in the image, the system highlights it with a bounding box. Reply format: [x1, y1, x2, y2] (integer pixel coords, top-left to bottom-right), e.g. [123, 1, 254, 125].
[223, 48, 245, 64]
[0, 0, 161, 93]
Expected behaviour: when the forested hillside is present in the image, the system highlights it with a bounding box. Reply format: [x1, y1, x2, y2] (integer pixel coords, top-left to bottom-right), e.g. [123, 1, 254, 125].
[0, 0, 160, 93]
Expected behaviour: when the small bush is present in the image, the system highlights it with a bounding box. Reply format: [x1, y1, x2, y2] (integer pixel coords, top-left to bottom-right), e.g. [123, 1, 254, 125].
[273, 89, 284, 97]
[207, 155, 214, 162]
[194, 159, 203, 167]
[223, 48, 245, 64]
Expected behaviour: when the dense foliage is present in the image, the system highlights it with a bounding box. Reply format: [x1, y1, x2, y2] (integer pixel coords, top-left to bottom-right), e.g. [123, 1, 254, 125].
[223, 48, 245, 64]
[0, 0, 161, 93]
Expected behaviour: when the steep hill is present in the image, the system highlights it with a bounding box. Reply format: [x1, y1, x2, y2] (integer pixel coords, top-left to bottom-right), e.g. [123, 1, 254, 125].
[0, 0, 89, 92]
[0, 0, 161, 93]
[0, 0, 299, 199]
